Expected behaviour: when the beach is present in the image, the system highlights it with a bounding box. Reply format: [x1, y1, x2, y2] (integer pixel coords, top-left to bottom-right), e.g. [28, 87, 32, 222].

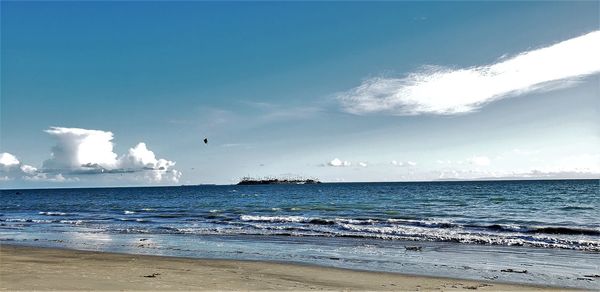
[0, 244, 566, 291]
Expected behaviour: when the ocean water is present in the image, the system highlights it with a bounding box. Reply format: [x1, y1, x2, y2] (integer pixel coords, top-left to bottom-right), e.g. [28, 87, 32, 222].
[1, 180, 599, 288]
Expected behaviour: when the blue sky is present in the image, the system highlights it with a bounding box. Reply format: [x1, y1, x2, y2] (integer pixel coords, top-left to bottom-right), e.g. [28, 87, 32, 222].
[1, 1, 599, 187]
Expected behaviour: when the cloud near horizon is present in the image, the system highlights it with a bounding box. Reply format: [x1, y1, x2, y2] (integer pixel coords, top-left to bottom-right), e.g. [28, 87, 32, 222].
[328, 158, 352, 167]
[0, 152, 65, 182]
[338, 31, 600, 115]
[391, 160, 417, 167]
[2, 127, 181, 183]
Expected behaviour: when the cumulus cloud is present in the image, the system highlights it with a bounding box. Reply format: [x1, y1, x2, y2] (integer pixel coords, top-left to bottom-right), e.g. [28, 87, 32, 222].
[41, 127, 181, 183]
[338, 31, 600, 115]
[43, 127, 119, 171]
[358, 162, 368, 167]
[119, 143, 181, 182]
[1, 152, 26, 181]
[0, 153, 20, 167]
[0, 152, 63, 182]
[328, 158, 351, 167]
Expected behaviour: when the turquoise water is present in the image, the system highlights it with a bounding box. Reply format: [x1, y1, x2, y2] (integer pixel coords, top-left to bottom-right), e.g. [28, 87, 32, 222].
[1, 180, 599, 288]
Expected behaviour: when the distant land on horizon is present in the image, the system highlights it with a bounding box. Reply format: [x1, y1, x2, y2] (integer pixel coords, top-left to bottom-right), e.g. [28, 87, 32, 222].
[1, 178, 598, 191]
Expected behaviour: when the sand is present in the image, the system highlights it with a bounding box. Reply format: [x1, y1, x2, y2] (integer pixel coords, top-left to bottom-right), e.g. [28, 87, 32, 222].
[0, 244, 567, 291]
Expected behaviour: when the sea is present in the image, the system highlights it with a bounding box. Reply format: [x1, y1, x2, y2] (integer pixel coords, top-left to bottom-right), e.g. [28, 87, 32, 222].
[1, 179, 599, 289]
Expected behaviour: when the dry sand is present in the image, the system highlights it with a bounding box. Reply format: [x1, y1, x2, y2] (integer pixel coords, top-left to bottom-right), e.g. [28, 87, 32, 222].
[0, 244, 567, 291]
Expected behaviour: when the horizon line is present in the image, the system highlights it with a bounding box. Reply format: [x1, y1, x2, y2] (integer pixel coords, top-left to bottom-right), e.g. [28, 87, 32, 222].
[1, 177, 598, 191]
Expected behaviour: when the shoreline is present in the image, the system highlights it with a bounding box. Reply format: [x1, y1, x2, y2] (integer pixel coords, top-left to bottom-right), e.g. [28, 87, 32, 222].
[0, 244, 571, 291]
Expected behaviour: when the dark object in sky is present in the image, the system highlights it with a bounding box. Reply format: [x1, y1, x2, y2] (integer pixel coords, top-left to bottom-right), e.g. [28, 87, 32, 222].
[203, 138, 208, 144]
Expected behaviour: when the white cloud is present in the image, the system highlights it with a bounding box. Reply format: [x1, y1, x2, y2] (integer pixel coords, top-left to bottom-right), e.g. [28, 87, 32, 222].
[43, 127, 118, 171]
[244, 101, 323, 122]
[437, 168, 599, 181]
[468, 156, 491, 166]
[0, 153, 20, 167]
[338, 31, 600, 115]
[1, 152, 23, 176]
[41, 127, 180, 183]
[2, 128, 182, 185]
[20, 164, 38, 175]
[328, 158, 351, 167]
[391, 160, 417, 167]
[358, 162, 368, 167]
[516, 170, 599, 179]
[119, 143, 181, 182]
[24, 172, 68, 182]
[541, 153, 600, 174]
[120, 143, 174, 170]
[0, 152, 61, 182]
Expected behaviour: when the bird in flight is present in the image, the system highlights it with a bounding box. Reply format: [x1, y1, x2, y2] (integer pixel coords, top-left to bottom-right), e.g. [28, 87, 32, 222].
[203, 138, 208, 144]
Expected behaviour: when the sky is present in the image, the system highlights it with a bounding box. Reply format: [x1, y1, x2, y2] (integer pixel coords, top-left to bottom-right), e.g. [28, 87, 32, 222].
[1, 1, 599, 188]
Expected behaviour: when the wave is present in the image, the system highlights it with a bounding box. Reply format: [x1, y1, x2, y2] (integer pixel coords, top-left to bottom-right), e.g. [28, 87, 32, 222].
[481, 224, 524, 232]
[527, 227, 600, 236]
[59, 220, 84, 225]
[240, 215, 310, 223]
[387, 218, 456, 229]
[117, 218, 153, 223]
[105, 222, 600, 251]
[2, 218, 54, 223]
[559, 206, 595, 211]
[4, 211, 598, 251]
[322, 223, 600, 251]
[152, 214, 186, 219]
[239, 215, 379, 226]
[239, 215, 458, 229]
[473, 224, 600, 236]
[39, 211, 69, 216]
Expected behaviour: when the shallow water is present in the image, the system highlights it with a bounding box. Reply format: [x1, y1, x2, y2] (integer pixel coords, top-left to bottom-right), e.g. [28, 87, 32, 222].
[1, 180, 599, 288]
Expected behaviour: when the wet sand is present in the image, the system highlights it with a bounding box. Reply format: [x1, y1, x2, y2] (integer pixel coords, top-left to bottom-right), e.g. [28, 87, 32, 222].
[0, 244, 568, 291]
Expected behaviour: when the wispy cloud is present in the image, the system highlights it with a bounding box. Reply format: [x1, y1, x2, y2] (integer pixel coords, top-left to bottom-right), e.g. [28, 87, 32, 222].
[511, 148, 541, 156]
[338, 31, 600, 115]
[437, 169, 599, 181]
[244, 101, 323, 123]
[391, 160, 417, 167]
[221, 143, 245, 148]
